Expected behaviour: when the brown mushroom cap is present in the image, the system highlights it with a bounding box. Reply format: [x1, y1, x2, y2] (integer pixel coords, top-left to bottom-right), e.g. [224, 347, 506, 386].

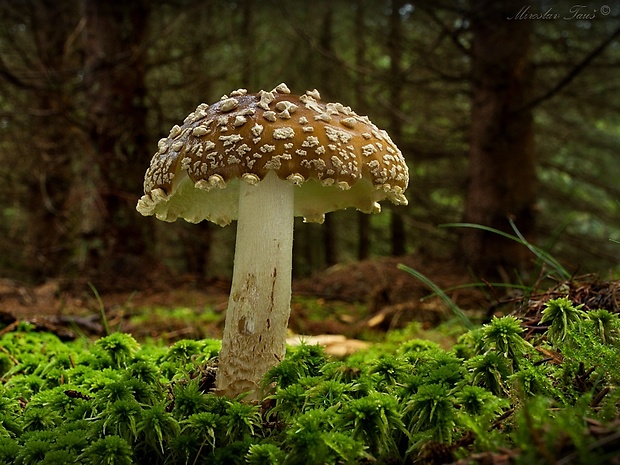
[136, 83, 409, 225]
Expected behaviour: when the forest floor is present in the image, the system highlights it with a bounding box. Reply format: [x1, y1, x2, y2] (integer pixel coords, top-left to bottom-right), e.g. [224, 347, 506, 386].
[0, 254, 491, 348]
[1, 253, 618, 352]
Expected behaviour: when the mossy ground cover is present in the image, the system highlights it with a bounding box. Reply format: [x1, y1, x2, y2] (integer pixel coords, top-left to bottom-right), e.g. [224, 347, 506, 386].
[0, 297, 619, 464]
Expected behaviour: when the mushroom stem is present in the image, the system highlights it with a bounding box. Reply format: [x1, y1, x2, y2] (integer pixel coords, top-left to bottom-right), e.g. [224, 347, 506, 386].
[215, 170, 294, 400]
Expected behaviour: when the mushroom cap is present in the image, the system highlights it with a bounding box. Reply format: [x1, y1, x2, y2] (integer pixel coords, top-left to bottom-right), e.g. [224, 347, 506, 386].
[136, 83, 409, 225]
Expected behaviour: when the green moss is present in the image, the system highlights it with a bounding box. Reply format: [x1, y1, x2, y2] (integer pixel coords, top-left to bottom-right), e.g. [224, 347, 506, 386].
[0, 296, 618, 464]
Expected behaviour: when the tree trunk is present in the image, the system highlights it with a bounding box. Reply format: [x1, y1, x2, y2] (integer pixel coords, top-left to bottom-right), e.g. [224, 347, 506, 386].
[319, 3, 339, 266]
[460, 0, 536, 279]
[355, 0, 371, 261]
[388, 0, 407, 257]
[357, 212, 371, 261]
[390, 212, 406, 256]
[81, 0, 150, 281]
[240, 0, 258, 90]
[24, 1, 76, 278]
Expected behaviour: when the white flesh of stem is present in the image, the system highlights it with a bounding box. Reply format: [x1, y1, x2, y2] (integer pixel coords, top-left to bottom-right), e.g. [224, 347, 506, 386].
[215, 170, 294, 399]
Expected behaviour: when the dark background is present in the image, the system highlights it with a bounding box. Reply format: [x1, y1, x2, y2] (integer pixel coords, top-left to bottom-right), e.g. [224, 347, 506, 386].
[0, 0, 619, 292]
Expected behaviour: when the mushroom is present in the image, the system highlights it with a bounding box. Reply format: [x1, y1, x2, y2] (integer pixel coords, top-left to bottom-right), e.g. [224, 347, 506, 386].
[136, 83, 409, 399]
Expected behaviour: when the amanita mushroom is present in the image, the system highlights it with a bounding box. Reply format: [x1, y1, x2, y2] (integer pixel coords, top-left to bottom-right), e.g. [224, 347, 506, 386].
[136, 83, 409, 399]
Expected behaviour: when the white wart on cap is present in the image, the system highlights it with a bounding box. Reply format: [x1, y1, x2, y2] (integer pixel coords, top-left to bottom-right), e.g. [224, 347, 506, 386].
[136, 83, 409, 225]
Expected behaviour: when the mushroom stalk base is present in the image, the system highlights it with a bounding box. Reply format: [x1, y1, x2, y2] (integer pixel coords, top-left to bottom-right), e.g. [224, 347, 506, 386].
[216, 171, 294, 400]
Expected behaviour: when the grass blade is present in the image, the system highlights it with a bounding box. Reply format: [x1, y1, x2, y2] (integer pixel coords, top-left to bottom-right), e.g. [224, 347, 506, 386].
[397, 264, 474, 330]
[89, 282, 111, 336]
[440, 222, 571, 280]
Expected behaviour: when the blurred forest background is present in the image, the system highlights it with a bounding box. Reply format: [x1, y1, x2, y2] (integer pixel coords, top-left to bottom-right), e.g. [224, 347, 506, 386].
[0, 0, 619, 292]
